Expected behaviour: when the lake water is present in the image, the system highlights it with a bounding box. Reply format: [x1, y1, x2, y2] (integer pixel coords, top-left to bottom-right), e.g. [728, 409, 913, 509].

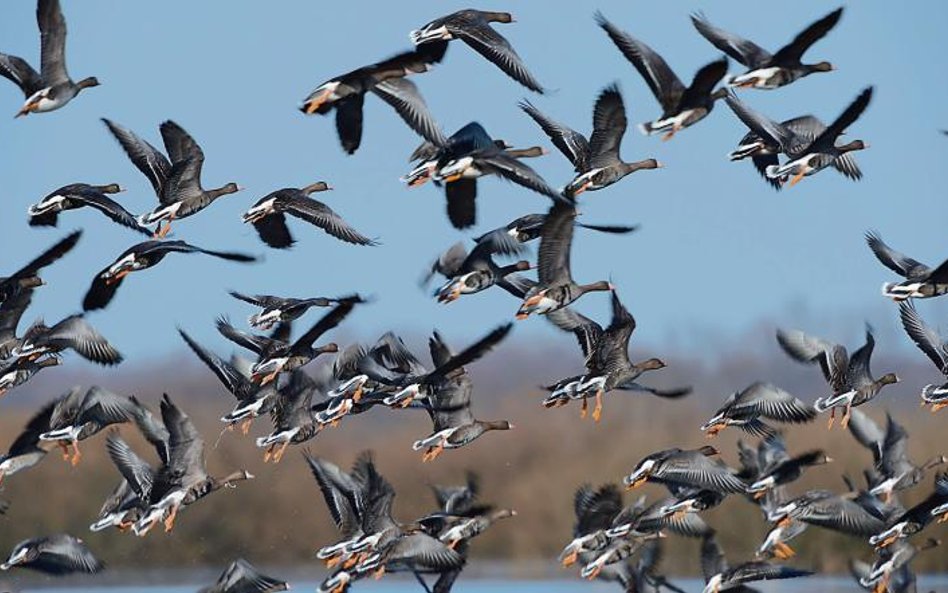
[11, 576, 948, 593]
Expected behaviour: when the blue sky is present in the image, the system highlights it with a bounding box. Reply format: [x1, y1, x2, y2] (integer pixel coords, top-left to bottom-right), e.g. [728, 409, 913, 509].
[2, 1, 947, 363]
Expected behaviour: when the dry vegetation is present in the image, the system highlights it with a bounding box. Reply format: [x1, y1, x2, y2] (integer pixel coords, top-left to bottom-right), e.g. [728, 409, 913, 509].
[1, 327, 946, 577]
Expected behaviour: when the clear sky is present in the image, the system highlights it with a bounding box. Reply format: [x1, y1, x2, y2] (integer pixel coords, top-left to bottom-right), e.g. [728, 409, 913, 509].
[2, 0, 947, 363]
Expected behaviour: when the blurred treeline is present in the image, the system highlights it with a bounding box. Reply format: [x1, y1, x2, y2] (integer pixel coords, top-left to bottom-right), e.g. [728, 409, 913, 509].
[0, 323, 946, 577]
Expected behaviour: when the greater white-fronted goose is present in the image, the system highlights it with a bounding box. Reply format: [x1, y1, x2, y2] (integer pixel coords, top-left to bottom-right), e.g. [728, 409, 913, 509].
[520, 84, 662, 197]
[103, 118, 242, 238]
[0, 0, 99, 117]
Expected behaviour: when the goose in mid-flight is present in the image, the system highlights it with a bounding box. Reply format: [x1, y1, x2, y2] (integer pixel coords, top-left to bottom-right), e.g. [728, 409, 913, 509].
[0, 0, 100, 117]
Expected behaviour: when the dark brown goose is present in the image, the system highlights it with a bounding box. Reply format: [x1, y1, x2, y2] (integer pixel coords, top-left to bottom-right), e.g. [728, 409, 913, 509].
[544, 291, 690, 422]
[516, 201, 612, 319]
[242, 182, 376, 249]
[103, 119, 242, 238]
[521, 84, 661, 197]
[300, 46, 446, 154]
[410, 9, 544, 93]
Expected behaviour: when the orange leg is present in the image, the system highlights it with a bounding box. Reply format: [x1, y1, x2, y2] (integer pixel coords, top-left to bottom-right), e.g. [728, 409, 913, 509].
[561, 551, 578, 567]
[932, 402, 947, 413]
[163, 505, 179, 533]
[579, 396, 588, 419]
[240, 417, 252, 435]
[827, 407, 836, 429]
[372, 566, 386, 580]
[788, 169, 807, 187]
[592, 390, 604, 423]
[422, 442, 445, 463]
[263, 444, 274, 463]
[661, 124, 681, 142]
[58, 441, 70, 461]
[840, 404, 852, 429]
[70, 441, 82, 466]
[272, 440, 290, 464]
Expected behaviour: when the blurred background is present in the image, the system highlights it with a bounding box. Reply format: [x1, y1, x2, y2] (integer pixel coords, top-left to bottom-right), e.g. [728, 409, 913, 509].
[1, 0, 948, 589]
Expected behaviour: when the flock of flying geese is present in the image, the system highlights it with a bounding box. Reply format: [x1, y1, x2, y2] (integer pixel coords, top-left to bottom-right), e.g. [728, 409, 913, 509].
[0, 2, 946, 593]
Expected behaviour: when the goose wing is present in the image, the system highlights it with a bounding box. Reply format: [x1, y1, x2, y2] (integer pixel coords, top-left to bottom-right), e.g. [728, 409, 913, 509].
[899, 301, 948, 374]
[770, 7, 843, 66]
[102, 119, 171, 199]
[70, 189, 151, 235]
[537, 201, 576, 287]
[105, 432, 154, 501]
[29, 535, 104, 575]
[450, 19, 544, 93]
[596, 13, 685, 114]
[690, 12, 772, 68]
[735, 382, 816, 423]
[280, 193, 377, 246]
[864, 231, 929, 279]
[371, 78, 446, 147]
[37, 0, 69, 85]
[46, 315, 123, 365]
[587, 84, 627, 167]
[519, 99, 590, 171]
[0, 54, 43, 97]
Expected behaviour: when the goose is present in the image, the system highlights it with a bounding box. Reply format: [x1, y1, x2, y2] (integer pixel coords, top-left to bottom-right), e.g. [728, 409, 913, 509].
[0, 0, 99, 117]
[597, 12, 728, 140]
[11, 314, 122, 365]
[229, 291, 353, 331]
[28, 183, 149, 234]
[306, 451, 372, 569]
[242, 182, 376, 248]
[319, 454, 460, 593]
[0, 355, 61, 398]
[724, 94, 863, 187]
[404, 129, 545, 192]
[776, 326, 898, 428]
[300, 45, 446, 154]
[409, 10, 544, 93]
[857, 539, 940, 593]
[430, 125, 564, 226]
[763, 87, 873, 186]
[102, 118, 242, 238]
[199, 559, 288, 593]
[476, 211, 638, 244]
[1, 534, 103, 575]
[865, 412, 946, 502]
[0, 230, 80, 304]
[255, 369, 324, 463]
[409, 325, 515, 461]
[0, 400, 56, 485]
[83, 240, 257, 311]
[38, 385, 143, 465]
[743, 436, 832, 499]
[701, 382, 816, 437]
[867, 232, 948, 301]
[217, 297, 361, 385]
[89, 478, 142, 533]
[870, 473, 948, 549]
[691, 8, 842, 90]
[769, 490, 887, 549]
[560, 483, 624, 568]
[623, 446, 745, 494]
[124, 395, 253, 536]
[544, 291, 691, 422]
[178, 329, 278, 433]
[520, 84, 662, 197]
[516, 201, 613, 319]
[899, 301, 948, 410]
[422, 229, 531, 304]
[700, 534, 811, 593]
